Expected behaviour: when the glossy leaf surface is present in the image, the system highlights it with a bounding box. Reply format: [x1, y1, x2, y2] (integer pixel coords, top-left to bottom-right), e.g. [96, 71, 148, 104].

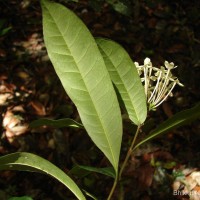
[42, 0, 122, 172]
[134, 103, 200, 150]
[70, 165, 115, 178]
[0, 152, 86, 200]
[97, 38, 147, 125]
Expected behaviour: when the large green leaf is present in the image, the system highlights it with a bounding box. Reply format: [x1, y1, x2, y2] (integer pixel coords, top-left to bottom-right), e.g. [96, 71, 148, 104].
[134, 103, 200, 150]
[0, 152, 86, 200]
[30, 118, 83, 129]
[41, 0, 122, 173]
[96, 38, 147, 125]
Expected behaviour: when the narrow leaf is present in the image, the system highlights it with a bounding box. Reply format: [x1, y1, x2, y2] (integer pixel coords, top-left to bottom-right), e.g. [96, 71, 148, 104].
[70, 165, 115, 178]
[96, 38, 147, 125]
[134, 103, 200, 150]
[0, 152, 86, 200]
[82, 190, 98, 200]
[29, 118, 83, 129]
[41, 0, 122, 173]
[8, 197, 33, 200]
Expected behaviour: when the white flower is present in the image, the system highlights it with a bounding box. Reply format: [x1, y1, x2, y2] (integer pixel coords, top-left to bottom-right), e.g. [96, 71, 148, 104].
[135, 58, 183, 111]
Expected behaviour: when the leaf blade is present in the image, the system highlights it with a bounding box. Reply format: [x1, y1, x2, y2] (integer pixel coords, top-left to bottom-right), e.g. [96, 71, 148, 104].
[134, 103, 200, 150]
[96, 38, 147, 125]
[70, 165, 115, 178]
[29, 118, 83, 129]
[41, 0, 122, 172]
[8, 196, 33, 200]
[0, 152, 86, 200]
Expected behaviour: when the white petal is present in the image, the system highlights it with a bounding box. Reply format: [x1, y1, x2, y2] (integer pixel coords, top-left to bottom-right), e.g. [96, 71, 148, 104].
[144, 57, 151, 65]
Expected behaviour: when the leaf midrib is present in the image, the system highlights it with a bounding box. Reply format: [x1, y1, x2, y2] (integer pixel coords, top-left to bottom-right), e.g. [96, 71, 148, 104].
[98, 43, 141, 124]
[43, 1, 117, 170]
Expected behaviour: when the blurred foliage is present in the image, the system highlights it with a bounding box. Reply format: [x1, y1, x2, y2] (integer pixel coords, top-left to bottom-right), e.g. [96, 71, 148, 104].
[59, 0, 79, 3]
[0, 19, 12, 37]
[89, 0, 131, 15]
[8, 196, 33, 200]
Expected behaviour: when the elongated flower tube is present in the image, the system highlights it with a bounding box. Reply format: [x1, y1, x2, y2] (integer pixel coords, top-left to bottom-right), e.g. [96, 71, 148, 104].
[135, 58, 183, 111]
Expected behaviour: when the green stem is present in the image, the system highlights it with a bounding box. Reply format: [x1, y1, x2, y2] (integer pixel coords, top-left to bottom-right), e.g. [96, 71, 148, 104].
[107, 176, 118, 200]
[118, 125, 141, 180]
[107, 125, 142, 200]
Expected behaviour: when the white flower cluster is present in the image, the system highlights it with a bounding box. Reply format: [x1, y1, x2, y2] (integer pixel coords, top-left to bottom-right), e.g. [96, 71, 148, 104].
[135, 58, 183, 111]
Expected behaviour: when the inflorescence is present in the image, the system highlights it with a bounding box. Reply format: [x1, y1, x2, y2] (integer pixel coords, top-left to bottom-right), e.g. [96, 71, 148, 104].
[135, 58, 184, 111]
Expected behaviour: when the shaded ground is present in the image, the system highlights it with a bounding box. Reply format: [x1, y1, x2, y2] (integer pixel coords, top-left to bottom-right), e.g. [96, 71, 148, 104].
[0, 0, 200, 199]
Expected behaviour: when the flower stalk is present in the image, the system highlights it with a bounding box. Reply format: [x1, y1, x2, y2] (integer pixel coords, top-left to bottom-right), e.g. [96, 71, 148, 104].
[108, 58, 183, 200]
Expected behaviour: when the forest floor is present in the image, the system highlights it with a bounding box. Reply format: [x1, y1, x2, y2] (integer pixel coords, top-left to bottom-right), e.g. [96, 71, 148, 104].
[0, 0, 200, 200]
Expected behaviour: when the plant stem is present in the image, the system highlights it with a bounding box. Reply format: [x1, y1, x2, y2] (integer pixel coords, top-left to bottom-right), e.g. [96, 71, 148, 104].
[107, 125, 142, 200]
[107, 176, 118, 200]
[118, 125, 141, 180]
